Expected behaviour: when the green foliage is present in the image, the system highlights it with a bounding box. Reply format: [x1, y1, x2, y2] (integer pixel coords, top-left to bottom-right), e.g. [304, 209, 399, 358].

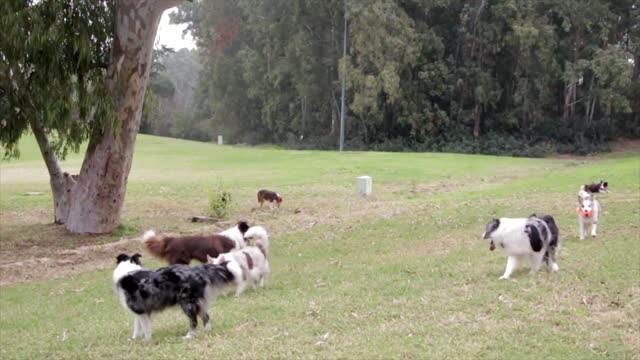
[166, 0, 638, 154]
[208, 189, 234, 220]
[111, 223, 139, 237]
[0, 0, 114, 159]
[140, 48, 205, 139]
[150, 75, 176, 97]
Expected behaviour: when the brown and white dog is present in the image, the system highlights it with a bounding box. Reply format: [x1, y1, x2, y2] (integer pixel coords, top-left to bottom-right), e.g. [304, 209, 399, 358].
[257, 189, 283, 208]
[143, 230, 235, 265]
[209, 226, 270, 296]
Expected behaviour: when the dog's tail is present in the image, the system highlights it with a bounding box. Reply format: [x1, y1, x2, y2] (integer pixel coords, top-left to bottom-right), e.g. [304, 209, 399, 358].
[143, 230, 168, 260]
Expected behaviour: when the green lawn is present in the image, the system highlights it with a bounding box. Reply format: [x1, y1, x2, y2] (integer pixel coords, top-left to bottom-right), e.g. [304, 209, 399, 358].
[1, 135, 638, 359]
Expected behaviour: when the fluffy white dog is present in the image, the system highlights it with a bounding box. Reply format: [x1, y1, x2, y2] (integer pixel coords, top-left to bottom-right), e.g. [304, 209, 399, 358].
[577, 191, 601, 240]
[209, 225, 271, 296]
[219, 221, 250, 249]
[482, 215, 559, 279]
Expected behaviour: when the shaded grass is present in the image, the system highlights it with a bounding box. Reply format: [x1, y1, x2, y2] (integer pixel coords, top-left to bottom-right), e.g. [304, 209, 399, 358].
[0, 135, 639, 359]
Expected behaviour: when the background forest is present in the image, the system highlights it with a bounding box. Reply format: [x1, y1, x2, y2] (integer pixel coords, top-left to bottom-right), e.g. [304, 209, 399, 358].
[143, 0, 639, 156]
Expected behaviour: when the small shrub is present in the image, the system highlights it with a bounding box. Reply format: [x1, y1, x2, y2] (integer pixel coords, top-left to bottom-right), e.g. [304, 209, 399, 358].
[112, 223, 138, 237]
[209, 190, 234, 220]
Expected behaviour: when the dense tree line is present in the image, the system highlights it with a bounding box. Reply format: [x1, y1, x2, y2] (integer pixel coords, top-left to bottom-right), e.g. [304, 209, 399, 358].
[141, 47, 205, 139]
[169, 0, 638, 156]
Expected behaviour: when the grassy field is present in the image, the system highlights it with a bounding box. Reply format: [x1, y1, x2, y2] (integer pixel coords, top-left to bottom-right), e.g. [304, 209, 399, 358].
[0, 134, 638, 359]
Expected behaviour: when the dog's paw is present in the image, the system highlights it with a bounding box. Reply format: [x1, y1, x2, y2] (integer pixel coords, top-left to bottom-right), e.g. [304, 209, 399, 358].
[551, 263, 559, 272]
[204, 323, 212, 331]
[499, 275, 510, 280]
[183, 333, 193, 340]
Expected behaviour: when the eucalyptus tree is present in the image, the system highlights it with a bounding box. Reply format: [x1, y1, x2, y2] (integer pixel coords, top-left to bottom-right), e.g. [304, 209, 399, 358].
[1, 0, 183, 233]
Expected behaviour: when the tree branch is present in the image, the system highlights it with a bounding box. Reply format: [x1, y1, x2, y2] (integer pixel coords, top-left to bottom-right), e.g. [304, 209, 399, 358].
[29, 119, 64, 179]
[156, 0, 185, 12]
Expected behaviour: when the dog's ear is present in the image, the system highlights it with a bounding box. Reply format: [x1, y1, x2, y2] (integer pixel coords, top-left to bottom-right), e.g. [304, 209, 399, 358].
[130, 253, 142, 265]
[237, 221, 250, 234]
[483, 218, 500, 239]
[116, 254, 129, 264]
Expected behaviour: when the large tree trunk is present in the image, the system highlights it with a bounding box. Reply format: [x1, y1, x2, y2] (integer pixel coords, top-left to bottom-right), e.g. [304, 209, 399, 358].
[65, 0, 182, 234]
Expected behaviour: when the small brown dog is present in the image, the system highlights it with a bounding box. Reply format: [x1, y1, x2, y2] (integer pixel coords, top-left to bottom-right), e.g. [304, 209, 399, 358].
[143, 230, 235, 265]
[257, 189, 283, 208]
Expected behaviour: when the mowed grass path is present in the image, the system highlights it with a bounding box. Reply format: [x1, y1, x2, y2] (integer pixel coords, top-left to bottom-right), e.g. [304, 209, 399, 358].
[0, 135, 638, 359]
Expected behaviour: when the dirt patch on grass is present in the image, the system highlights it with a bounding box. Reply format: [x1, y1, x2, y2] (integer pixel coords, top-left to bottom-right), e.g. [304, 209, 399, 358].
[0, 220, 239, 287]
[0, 179, 457, 286]
[0, 165, 604, 287]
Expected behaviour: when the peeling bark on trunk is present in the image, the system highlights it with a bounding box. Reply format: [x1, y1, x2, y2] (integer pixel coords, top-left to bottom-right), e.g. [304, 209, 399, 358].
[65, 0, 182, 234]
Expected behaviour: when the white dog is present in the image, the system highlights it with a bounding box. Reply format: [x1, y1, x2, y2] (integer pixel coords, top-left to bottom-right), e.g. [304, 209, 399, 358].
[482, 215, 559, 279]
[209, 225, 271, 296]
[243, 226, 270, 256]
[577, 191, 600, 240]
[219, 221, 250, 249]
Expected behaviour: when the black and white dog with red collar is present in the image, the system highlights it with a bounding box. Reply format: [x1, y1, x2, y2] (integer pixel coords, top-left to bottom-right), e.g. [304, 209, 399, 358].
[112, 253, 234, 340]
[482, 214, 559, 279]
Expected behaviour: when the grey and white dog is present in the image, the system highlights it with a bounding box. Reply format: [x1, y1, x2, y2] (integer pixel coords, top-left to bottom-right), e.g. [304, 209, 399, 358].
[113, 253, 235, 340]
[577, 190, 601, 240]
[482, 214, 559, 279]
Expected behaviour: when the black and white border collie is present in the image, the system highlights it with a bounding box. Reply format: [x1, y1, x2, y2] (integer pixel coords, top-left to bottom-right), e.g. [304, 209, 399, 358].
[112, 253, 234, 340]
[582, 180, 609, 194]
[482, 214, 559, 279]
